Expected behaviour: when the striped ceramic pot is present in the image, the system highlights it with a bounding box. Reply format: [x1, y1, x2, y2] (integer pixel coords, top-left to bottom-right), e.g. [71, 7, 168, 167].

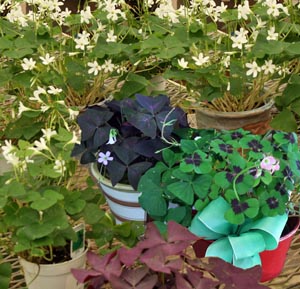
[89, 162, 146, 224]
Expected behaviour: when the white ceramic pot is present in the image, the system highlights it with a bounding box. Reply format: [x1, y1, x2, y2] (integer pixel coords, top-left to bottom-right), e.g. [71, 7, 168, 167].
[19, 249, 87, 289]
[90, 162, 146, 224]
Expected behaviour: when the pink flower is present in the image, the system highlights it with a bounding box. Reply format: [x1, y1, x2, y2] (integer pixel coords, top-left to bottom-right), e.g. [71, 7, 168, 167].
[260, 156, 280, 174]
[98, 151, 113, 166]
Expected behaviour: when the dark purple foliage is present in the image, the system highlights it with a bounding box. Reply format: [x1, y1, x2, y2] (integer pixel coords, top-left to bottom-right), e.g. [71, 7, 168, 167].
[72, 221, 271, 289]
[72, 94, 188, 189]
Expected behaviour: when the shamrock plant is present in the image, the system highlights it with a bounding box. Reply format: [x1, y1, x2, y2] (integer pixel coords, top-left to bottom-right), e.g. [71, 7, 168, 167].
[72, 94, 188, 190]
[138, 128, 300, 226]
[72, 221, 270, 289]
[159, 0, 300, 121]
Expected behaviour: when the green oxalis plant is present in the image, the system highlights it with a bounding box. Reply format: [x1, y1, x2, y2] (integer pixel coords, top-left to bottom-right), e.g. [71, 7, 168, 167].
[138, 128, 300, 227]
[0, 0, 184, 107]
[161, 0, 300, 114]
[0, 93, 142, 271]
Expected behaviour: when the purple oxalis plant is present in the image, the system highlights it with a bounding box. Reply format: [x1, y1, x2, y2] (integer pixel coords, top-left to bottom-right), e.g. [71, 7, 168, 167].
[72, 221, 270, 289]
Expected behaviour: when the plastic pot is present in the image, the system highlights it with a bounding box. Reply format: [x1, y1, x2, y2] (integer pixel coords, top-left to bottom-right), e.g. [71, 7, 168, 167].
[193, 216, 300, 282]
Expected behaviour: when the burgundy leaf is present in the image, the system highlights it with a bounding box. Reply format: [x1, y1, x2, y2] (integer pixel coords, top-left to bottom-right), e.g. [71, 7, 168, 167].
[135, 274, 158, 289]
[118, 246, 142, 266]
[185, 268, 220, 289]
[165, 258, 184, 272]
[109, 275, 133, 289]
[136, 94, 169, 115]
[137, 222, 166, 250]
[86, 251, 116, 271]
[71, 268, 101, 283]
[87, 276, 106, 289]
[206, 257, 270, 289]
[122, 266, 150, 286]
[103, 253, 123, 280]
[140, 248, 171, 274]
[167, 221, 199, 243]
[175, 273, 193, 289]
[158, 242, 192, 257]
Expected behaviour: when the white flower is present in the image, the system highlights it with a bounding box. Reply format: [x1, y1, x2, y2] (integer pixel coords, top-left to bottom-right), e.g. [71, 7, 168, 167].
[4, 152, 19, 167]
[87, 60, 102, 76]
[47, 86, 62, 95]
[42, 128, 57, 141]
[98, 151, 113, 166]
[80, 6, 93, 24]
[66, 131, 80, 145]
[106, 30, 117, 43]
[30, 86, 47, 103]
[1, 140, 15, 157]
[238, 0, 251, 20]
[102, 59, 115, 73]
[32, 137, 49, 152]
[178, 58, 188, 69]
[231, 28, 248, 50]
[267, 27, 279, 41]
[256, 17, 267, 29]
[54, 159, 66, 173]
[18, 101, 32, 117]
[39, 53, 55, 65]
[21, 58, 36, 71]
[192, 53, 209, 67]
[68, 108, 79, 120]
[74, 31, 90, 50]
[262, 60, 276, 75]
[246, 61, 261, 78]
[106, 129, 117, 145]
[41, 104, 50, 112]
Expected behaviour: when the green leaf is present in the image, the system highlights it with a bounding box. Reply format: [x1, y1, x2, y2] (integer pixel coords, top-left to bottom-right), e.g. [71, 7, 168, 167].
[83, 203, 105, 224]
[225, 209, 245, 225]
[167, 206, 188, 223]
[193, 174, 212, 199]
[244, 199, 259, 219]
[270, 109, 297, 132]
[139, 192, 167, 217]
[261, 171, 272, 185]
[4, 47, 33, 58]
[0, 263, 12, 289]
[167, 181, 194, 205]
[31, 190, 64, 211]
[18, 222, 55, 240]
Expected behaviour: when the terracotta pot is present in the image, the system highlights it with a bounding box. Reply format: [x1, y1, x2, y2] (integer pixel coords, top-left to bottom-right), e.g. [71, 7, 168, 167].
[193, 216, 300, 282]
[194, 101, 274, 134]
[89, 163, 146, 224]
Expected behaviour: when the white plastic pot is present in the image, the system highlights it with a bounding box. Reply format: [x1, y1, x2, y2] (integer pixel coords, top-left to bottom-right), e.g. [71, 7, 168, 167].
[19, 249, 87, 289]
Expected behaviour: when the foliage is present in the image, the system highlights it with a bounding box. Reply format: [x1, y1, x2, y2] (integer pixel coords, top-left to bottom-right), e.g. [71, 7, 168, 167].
[138, 128, 300, 226]
[160, 0, 300, 113]
[72, 221, 270, 289]
[0, 96, 141, 263]
[72, 94, 188, 189]
[0, 0, 177, 107]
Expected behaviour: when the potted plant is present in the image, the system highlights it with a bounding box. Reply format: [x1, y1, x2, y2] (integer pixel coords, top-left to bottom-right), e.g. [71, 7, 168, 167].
[158, 0, 300, 132]
[72, 93, 188, 223]
[138, 128, 300, 281]
[72, 220, 271, 289]
[0, 90, 142, 289]
[0, 0, 177, 109]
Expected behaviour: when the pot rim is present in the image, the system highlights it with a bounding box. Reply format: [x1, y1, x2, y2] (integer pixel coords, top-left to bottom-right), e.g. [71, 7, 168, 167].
[195, 99, 274, 118]
[89, 162, 136, 191]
